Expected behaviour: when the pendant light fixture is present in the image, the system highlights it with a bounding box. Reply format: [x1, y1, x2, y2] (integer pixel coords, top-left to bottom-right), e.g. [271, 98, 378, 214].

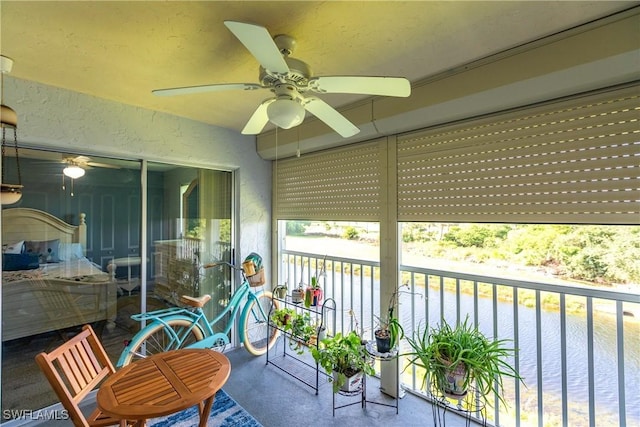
[62, 162, 84, 197]
[63, 164, 85, 179]
[1, 55, 23, 206]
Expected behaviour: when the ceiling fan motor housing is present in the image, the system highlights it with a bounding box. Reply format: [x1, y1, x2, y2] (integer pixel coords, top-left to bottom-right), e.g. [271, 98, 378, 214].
[151, 21, 409, 137]
[259, 56, 311, 88]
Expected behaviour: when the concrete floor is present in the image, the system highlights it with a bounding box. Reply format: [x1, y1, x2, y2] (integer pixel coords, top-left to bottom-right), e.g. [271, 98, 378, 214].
[223, 339, 472, 427]
[5, 338, 475, 427]
[2, 297, 474, 427]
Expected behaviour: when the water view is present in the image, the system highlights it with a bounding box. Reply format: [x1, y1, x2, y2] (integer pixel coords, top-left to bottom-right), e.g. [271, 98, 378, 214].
[283, 227, 640, 426]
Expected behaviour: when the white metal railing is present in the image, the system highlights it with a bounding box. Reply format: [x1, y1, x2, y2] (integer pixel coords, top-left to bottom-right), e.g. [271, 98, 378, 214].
[279, 249, 640, 427]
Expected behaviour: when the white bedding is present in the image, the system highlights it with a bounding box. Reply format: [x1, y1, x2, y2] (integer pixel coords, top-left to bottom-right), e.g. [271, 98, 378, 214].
[2, 258, 109, 284]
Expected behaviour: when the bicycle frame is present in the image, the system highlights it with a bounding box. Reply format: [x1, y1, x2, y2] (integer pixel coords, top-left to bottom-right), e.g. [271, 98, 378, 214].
[194, 279, 255, 345]
[117, 266, 271, 366]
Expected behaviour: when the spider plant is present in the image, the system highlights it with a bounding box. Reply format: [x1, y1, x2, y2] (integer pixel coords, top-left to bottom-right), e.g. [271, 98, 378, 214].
[404, 316, 524, 407]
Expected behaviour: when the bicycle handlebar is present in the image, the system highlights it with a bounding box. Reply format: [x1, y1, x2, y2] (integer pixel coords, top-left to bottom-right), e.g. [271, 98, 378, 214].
[202, 261, 243, 271]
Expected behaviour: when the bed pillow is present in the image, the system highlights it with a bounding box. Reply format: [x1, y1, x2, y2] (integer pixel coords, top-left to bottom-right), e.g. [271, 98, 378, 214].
[25, 239, 60, 263]
[2, 241, 25, 254]
[2, 253, 40, 271]
[58, 242, 84, 261]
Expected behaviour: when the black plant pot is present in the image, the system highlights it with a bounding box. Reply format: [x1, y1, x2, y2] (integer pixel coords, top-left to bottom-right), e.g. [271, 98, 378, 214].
[375, 332, 391, 353]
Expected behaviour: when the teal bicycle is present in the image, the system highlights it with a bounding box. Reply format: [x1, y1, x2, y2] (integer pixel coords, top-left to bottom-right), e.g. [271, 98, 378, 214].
[117, 254, 280, 367]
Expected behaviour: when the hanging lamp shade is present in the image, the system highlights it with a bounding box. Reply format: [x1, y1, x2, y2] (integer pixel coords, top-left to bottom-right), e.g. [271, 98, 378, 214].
[1, 104, 17, 128]
[1, 125, 23, 205]
[1, 183, 22, 205]
[267, 98, 305, 129]
[63, 165, 85, 179]
[1, 55, 23, 205]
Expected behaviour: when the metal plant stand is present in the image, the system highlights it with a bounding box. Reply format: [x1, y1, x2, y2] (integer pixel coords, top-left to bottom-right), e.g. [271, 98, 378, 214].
[332, 374, 365, 416]
[364, 341, 400, 414]
[266, 295, 336, 395]
[429, 384, 487, 427]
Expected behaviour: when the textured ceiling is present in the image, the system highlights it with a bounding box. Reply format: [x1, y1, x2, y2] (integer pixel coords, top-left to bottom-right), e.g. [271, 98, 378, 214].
[0, 1, 635, 134]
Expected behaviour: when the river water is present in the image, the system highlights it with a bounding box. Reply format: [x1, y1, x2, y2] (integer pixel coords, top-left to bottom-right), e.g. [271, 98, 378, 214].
[412, 287, 640, 426]
[285, 236, 640, 425]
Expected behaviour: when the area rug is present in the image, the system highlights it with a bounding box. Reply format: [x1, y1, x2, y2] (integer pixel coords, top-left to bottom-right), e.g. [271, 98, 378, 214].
[148, 389, 263, 427]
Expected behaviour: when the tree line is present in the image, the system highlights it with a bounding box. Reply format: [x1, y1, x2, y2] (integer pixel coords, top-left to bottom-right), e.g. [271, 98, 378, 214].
[403, 223, 640, 287]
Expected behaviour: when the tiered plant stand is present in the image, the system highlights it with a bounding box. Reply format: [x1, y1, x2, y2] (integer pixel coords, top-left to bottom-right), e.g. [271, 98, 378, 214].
[428, 384, 487, 427]
[266, 295, 336, 395]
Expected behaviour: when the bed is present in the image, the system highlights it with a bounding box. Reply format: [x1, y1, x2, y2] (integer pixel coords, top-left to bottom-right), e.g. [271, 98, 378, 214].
[1, 208, 117, 342]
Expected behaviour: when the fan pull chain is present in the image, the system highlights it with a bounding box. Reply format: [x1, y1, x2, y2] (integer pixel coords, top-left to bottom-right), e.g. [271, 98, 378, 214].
[1, 127, 20, 184]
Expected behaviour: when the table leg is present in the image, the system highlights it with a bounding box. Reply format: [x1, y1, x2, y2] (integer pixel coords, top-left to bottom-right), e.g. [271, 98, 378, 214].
[198, 396, 215, 427]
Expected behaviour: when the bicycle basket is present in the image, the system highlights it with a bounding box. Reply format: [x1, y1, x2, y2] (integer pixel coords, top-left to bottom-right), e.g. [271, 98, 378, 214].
[242, 252, 265, 286]
[248, 268, 265, 286]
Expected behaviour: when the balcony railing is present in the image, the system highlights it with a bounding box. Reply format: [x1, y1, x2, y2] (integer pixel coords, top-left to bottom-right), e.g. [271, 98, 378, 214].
[280, 249, 640, 427]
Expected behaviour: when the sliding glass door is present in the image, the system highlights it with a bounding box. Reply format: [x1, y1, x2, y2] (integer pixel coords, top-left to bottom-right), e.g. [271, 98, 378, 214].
[1, 151, 233, 417]
[147, 164, 233, 324]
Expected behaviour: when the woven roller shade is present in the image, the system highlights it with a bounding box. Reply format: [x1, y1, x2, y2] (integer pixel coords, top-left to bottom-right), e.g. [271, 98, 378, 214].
[274, 140, 384, 221]
[397, 86, 639, 224]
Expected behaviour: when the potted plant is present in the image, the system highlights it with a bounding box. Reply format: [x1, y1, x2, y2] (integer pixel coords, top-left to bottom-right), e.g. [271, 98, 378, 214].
[404, 316, 524, 406]
[273, 284, 288, 299]
[288, 311, 317, 354]
[373, 314, 403, 354]
[304, 276, 324, 307]
[271, 307, 296, 331]
[373, 286, 405, 353]
[305, 257, 326, 307]
[311, 330, 375, 393]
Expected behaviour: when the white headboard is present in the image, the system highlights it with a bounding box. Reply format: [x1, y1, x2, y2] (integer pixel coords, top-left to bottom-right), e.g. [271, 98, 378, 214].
[1, 208, 87, 250]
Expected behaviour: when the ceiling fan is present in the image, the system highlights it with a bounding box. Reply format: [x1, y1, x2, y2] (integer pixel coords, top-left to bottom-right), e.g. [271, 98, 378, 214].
[62, 155, 119, 178]
[152, 21, 411, 138]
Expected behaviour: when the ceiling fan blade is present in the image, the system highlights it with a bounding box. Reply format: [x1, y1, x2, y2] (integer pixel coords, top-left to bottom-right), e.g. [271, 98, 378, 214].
[152, 83, 262, 97]
[303, 97, 360, 138]
[242, 99, 275, 135]
[87, 162, 120, 169]
[308, 76, 411, 97]
[67, 155, 92, 163]
[224, 21, 290, 75]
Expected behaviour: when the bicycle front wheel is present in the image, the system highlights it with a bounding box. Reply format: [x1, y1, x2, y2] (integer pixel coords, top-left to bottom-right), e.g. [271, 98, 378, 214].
[240, 291, 279, 356]
[119, 318, 205, 366]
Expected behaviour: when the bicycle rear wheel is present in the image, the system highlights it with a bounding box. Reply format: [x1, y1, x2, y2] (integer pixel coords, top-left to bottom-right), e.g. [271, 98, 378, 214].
[240, 291, 279, 355]
[119, 318, 205, 366]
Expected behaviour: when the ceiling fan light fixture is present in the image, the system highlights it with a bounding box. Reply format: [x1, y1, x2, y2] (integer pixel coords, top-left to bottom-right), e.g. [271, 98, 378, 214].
[0, 184, 22, 205]
[63, 165, 85, 179]
[1, 104, 17, 128]
[267, 98, 305, 130]
[1, 55, 23, 205]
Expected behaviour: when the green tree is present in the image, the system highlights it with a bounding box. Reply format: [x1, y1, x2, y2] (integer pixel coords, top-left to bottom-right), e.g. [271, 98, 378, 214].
[343, 226, 359, 240]
[286, 221, 310, 236]
[554, 226, 640, 284]
[443, 224, 511, 248]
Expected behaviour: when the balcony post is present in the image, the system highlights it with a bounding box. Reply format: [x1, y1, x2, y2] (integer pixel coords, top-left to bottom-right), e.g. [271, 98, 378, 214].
[379, 136, 402, 398]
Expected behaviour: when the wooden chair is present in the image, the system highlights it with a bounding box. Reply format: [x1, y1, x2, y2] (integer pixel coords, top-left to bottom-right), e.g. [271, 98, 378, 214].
[35, 325, 128, 427]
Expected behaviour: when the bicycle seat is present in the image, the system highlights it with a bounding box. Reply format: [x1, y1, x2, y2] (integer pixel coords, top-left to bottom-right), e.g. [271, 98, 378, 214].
[179, 294, 212, 308]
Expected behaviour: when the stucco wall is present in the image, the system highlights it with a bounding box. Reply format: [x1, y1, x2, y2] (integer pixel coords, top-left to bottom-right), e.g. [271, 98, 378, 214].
[3, 76, 272, 279]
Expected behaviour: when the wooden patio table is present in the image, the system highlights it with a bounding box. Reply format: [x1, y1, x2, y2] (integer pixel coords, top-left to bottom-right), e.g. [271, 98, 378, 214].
[97, 348, 231, 427]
